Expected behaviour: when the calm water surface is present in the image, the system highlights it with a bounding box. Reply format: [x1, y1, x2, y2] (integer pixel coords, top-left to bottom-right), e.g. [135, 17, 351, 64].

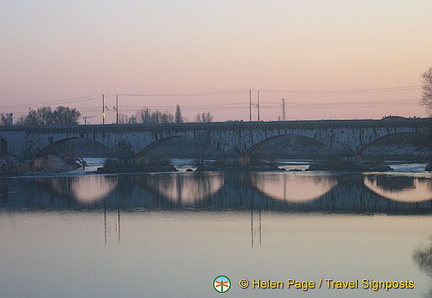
[0, 168, 431, 298]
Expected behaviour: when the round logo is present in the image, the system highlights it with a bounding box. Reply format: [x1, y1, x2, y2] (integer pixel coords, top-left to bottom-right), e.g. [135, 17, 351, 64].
[213, 275, 231, 293]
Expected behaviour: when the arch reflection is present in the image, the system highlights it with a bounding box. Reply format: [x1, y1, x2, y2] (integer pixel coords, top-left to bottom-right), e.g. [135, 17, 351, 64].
[251, 172, 337, 202]
[47, 175, 118, 203]
[363, 175, 432, 203]
[140, 172, 224, 204]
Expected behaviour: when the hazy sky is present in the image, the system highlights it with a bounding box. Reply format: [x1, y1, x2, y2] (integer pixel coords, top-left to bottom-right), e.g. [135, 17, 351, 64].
[1, 0, 431, 123]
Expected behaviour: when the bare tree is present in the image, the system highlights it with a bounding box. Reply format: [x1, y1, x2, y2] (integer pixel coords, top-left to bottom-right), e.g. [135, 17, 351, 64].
[195, 112, 213, 123]
[135, 107, 174, 124]
[413, 239, 432, 297]
[0, 113, 13, 126]
[422, 67, 432, 115]
[118, 113, 137, 124]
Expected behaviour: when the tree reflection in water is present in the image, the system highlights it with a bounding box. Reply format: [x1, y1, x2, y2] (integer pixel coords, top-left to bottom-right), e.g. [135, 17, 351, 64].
[136, 172, 224, 205]
[414, 238, 432, 297]
[364, 175, 432, 203]
[376, 175, 415, 191]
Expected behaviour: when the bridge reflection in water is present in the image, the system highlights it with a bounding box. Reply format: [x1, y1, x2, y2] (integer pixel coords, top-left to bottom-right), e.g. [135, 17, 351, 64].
[42, 175, 119, 203]
[137, 172, 224, 205]
[1, 171, 432, 298]
[251, 172, 337, 202]
[1, 171, 431, 214]
[363, 174, 432, 203]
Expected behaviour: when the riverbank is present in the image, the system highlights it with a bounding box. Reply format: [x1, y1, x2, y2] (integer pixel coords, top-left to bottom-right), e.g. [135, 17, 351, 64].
[3, 155, 430, 177]
[34, 154, 82, 173]
[307, 161, 393, 172]
[96, 159, 177, 173]
[0, 154, 82, 177]
[0, 156, 31, 175]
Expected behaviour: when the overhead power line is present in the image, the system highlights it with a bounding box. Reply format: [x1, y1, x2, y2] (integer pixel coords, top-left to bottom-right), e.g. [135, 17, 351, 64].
[259, 85, 422, 94]
[0, 85, 420, 110]
[0, 84, 424, 123]
[0, 94, 100, 110]
[116, 89, 249, 97]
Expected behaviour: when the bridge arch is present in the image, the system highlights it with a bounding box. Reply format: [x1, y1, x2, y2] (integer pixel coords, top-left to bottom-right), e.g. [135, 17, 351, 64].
[243, 134, 336, 160]
[136, 136, 223, 160]
[358, 132, 431, 160]
[136, 136, 182, 157]
[35, 137, 116, 158]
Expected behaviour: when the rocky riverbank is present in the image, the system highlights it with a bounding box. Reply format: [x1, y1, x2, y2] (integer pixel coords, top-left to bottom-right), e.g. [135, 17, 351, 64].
[0, 154, 83, 176]
[0, 156, 31, 175]
[96, 159, 177, 173]
[33, 154, 82, 173]
[196, 163, 282, 172]
[307, 160, 392, 172]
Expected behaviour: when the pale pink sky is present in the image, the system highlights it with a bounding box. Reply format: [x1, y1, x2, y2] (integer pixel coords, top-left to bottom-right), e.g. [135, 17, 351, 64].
[0, 0, 431, 123]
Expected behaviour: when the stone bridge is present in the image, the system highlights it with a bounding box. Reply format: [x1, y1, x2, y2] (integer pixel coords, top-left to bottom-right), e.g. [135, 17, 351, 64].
[0, 118, 430, 160]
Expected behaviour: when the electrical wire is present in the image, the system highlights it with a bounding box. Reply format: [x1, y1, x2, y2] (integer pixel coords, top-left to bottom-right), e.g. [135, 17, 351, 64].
[259, 85, 422, 94]
[1, 85, 425, 121]
[0, 94, 101, 110]
[116, 89, 249, 97]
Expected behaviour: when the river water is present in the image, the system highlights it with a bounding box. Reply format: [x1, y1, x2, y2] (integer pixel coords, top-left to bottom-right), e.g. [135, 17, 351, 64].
[0, 164, 431, 298]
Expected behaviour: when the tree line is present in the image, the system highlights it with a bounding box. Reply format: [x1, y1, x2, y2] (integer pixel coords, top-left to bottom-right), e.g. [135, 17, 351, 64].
[3, 67, 429, 127]
[0, 104, 214, 126]
[1, 106, 81, 126]
[118, 105, 213, 124]
[422, 66, 432, 115]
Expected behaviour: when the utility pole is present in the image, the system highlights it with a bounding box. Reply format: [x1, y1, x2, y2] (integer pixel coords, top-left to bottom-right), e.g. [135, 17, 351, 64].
[83, 116, 95, 125]
[102, 93, 105, 125]
[115, 94, 119, 124]
[281, 98, 286, 121]
[249, 89, 252, 122]
[257, 91, 260, 121]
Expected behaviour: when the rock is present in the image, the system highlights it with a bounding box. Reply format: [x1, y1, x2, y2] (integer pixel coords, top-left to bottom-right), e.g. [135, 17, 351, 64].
[0, 156, 31, 175]
[35, 154, 81, 173]
[97, 159, 178, 173]
[307, 161, 392, 172]
[0, 156, 21, 167]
